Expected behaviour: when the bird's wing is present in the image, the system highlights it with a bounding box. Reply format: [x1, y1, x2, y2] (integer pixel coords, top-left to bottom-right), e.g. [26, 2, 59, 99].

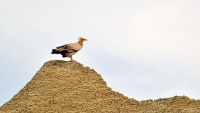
[56, 44, 69, 50]
[56, 43, 82, 53]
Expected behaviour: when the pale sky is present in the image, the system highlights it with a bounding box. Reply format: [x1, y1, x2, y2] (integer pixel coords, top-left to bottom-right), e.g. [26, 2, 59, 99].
[1, 0, 200, 106]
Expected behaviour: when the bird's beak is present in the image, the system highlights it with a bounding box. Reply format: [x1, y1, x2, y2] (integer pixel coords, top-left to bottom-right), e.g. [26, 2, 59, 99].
[85, 39, 88, 41]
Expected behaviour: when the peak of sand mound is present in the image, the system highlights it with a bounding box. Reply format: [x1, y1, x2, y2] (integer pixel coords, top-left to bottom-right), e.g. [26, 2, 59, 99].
[0, 60, 200, 113]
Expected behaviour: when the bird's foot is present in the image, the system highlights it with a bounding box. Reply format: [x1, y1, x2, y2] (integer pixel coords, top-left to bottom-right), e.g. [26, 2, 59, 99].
[70, 60, 77, 62]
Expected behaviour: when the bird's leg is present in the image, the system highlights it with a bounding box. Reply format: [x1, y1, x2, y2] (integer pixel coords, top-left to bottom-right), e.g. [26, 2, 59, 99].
[70, 56, 73, 62]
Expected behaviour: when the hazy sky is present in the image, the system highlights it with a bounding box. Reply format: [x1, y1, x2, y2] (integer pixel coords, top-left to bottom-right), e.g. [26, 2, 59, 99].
[1, 0, 200, 106]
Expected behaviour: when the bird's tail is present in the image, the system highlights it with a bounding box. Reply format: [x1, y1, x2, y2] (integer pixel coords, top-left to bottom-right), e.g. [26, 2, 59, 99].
[51, 49, 60, 54]
[51, 49, 67, 57]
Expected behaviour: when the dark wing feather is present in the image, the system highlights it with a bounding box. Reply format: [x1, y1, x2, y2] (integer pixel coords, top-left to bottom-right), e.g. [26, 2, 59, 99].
[56, 44, 69, 50]
[56, 44, 79, 53]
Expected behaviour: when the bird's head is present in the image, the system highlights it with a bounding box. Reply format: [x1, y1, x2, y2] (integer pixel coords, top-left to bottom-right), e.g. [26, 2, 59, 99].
[79, 36, 87, 42]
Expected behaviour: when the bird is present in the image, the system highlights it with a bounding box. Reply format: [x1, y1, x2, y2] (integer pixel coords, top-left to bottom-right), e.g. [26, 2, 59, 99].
[51, 37, 87, 61]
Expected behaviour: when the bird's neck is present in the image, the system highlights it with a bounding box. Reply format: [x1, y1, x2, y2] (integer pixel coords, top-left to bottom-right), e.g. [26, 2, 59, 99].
[77, 41, 84, 47]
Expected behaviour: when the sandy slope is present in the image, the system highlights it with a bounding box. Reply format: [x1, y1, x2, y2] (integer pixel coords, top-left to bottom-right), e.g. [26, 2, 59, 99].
[0, 60, 200, 113]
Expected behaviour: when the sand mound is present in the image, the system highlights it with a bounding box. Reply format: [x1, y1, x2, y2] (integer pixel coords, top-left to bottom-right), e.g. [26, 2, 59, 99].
[0, 60, 200, 113]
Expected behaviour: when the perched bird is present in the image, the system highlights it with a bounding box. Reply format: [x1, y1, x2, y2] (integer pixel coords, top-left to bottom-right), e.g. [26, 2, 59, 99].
[51, 37, 87, 61]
